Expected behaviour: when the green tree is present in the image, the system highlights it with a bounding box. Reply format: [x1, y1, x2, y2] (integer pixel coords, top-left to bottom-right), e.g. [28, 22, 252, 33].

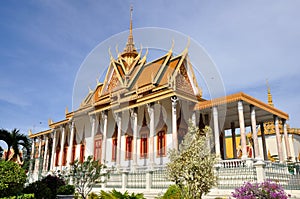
[166, 124, 216, 199]
[0, 160, 27, 197]
[0, 128, 30, 162]
[66, 156, 108, 199]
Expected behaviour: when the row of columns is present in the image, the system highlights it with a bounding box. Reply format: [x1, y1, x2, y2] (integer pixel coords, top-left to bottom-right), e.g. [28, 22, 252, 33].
[212, 100, 291, 163]
[31, 96, 180, 174]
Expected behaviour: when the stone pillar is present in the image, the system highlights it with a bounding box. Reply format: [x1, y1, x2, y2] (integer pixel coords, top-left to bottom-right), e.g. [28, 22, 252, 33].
[67, 122, 75, 166]
[282, 119, 291, 160]
[192, 111, 196, 126]
[35, 136, 42, 170]
[36, 136, 43, 179]
[250, 105, 261, 160]
[148, 103, 155, 168]
[29, 138, 36, 173]
[43, 135, 49, 173]
[146, 171, 153, 191]
[238, 101, 247, 159]
[89, 115, 96, 160]
[231, 122, 237, 159]
[122, 171, 128, 190]
[59, 126, 66, 170]
[50, 130, 57, 170]
[116, 113, 122, 168]
[212, 106, 221, 159]
[254, 161, 266, 182]
[131, 108, 138, 170]
[274, 115, 284, 163]
[260, 122, 268, 161]
[101, 111, 108, 164]
[171, 96, 178, 150]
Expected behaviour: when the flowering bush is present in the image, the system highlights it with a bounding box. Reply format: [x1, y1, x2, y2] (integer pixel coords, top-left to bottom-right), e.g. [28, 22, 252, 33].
[231, 180, 291, 199]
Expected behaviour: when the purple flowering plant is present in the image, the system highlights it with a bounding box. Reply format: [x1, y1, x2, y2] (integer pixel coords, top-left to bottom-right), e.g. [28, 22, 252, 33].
[231, 180, 291, 199]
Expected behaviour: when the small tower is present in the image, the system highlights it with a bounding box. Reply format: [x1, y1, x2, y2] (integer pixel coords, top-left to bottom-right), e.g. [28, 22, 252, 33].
[266, 79, 274, 107]
[120, 6, 138, 69]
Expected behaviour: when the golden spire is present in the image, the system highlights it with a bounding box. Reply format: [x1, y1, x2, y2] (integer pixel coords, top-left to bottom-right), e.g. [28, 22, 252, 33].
[123, 5, 137, 54]
[266, 79, 274, 107]
[121, 5, 138, 68]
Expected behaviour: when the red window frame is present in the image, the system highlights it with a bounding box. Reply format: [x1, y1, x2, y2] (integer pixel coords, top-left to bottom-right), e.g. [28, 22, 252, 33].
[112, 137, 117, 162]
[79, 143, 85, 163]
[62, 146, 68, 166]
[157, 131, 166, 156]
[125, 135, 133, 160]
[55, 149, 60, 166]
[94, 139, 102, 162]
[71, 145, 76, 164]
[140, 133, 148, 158]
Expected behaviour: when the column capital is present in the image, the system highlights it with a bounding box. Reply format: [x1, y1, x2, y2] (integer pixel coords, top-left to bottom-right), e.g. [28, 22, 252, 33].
[147, 103, 154, 115]
[273, 115, 279, 125]
[238, 100, 243, 110]
[114, 112, 121, 121]
[171, 96, 178, 105]
[101, 110, 108, 120]
[130, 108, 137, 118]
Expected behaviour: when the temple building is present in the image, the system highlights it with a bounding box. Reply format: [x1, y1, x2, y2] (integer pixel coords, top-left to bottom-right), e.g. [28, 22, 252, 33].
[28, 9, 300, 196]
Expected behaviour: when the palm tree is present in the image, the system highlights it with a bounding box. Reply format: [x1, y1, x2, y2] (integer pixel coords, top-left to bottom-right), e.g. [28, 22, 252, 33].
[0, 128, 30, 161]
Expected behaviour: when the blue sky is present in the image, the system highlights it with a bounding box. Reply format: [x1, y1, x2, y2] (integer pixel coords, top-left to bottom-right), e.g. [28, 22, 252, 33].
[0, 0, 300, 137]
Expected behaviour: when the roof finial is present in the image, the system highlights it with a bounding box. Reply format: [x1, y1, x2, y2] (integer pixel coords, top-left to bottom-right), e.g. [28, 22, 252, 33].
[130, 5, 133, 36]
[122, 5, 137, 54]
[266, 79, 274, 107]
[120, 5, 139, 68]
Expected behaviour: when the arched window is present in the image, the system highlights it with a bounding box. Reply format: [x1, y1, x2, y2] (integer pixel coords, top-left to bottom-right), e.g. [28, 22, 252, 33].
[157, 131, 166, 156]
[94, 137, 102, 162]
[125, 135, 133, 160]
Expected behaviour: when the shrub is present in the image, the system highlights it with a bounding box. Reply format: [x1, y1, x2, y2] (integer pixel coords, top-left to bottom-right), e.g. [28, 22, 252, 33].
[57, 185, 75, 195]
[41, 175, 66, 199]
[0, 193, 34, 199]
[88, 192, 99, 199]
[0, 160, 27, 197]
[156, 185, 182, 199]
[100, 189, 146, 199]
[23, 181, 51, 199]
[231, 180, 291, 199]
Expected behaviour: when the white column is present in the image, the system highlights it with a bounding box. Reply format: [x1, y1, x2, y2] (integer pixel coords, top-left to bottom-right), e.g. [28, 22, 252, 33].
[282, 119, 291, 160]
[212, 106, 221, 159]
[101, 111, 108, 164]
[131, 108, 138, 170]
[50, 130, 57, 170]
[238, 101, 247, 159]
[250, 105, 261, 160]
[29, 138, 36, 173]
[116, 113, 122, 168]
[67, 122, 75, 166]
[148, 103, 155, 168]
[59, 126, 66, 169]
[192, 111, 196, 126]
[35, 136, 42, 173]
[274, 116, 284, 163]
[171, 96, 178, 150]
[43, 135, 49, 172]
[90, 115, 96, 160]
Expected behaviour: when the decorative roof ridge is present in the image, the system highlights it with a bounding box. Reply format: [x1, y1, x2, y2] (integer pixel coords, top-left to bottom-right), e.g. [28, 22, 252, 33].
[152, 48, 174, 85]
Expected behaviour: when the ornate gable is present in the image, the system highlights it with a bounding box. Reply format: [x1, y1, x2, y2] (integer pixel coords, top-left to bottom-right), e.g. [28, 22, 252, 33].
[175, 63, 194, 94]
